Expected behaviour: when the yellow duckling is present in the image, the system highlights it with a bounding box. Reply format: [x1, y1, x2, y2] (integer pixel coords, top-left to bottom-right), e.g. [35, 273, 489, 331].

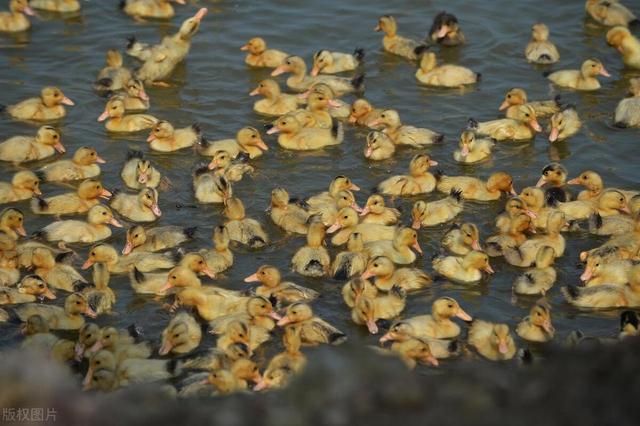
[250, 79, 298, 117]
[375, 15, 426, 60]
[361, 255, 431, 292]
[307, 175, 360, 207]
[198, 225, 234, 274]
[197, 126, 267, 159]
[122, 224, 195, 254]
[30, 0, 79, 12]
[31, 179, 111, 216]
[516, 303, 555, 342]
[364, 130, 395, 161]
[377, 154, 438, 196]
[277, 302, 346, 345]
[468, 320, 517, 361]
[0, 207, 27, 240]
[91, 326, 150, 361]
[341, 276, 378, 308]
[468, 104, 542, 141]
[326, 207, 397, 246]
[0, 0, 33, 33]
[0, 275, 56, 304]
[82, 262, 115, 315]
[536, 162, 572, 204]
[428, 11, 465, 46]
[109, 187, 161, 222]
[0, 171, 41, 204]
[121, 0, 185, 19]
[271, 56, 364, 95]
[39, 146, 104, 182]
[415, 52, 479, 87]
[21, 314, 73, 357]
[0, 126, 64, 163]
[614, 77, 640, 128]
[159, 312, 201, 356]
[331, 232, 369, 280]
[15, 293, 96, 330]
[98, 97, 157, 132]
[4, 86, 73, 121]
[503, 211, 567, 266]
[94, 50, 133, 92]
[286, 91, 335, 129]
[244, 265, 319, 304]
[364, 227, 422, 265]
[267, 113, 343, 150]
[31, 247, 86, 292]
[561, 281, 627, 309]
[291, 220, 331, 277]
[606, 26, 640, 69]
[349, 99, 384, 128]
[254, 325, 307, 391]
[411, 190, 464, 228]
[360, 195, 400, 225]
[442, 222, 482, 255]
[486, 212, 534, 256]
[303, 82, 351, 119]
[380, 297, 472, 341]
[436, 171, 516, 201]
[222, 197, 269, 249]
[147, 121, 201, 152]
[309, 189, 360, 228]
[368, 109, 442, 146]
[311, 48, 364, 76]
[130, 254, 214, 295]
[586, 0, 638, 27]
[82, 243, 177, 274]
[453, 130, 494, 164]
[498, 87, 560, 119]
[84, 350, 173, 389]
[173, 287, 248, 322]
[207, 150, 254, 183]
[525, 23, 560, 64]
[555, 189, 629, 220]
[120, 150, 161, 190]
[580, 254, 633, 286]
[269, 187, 310, 235]
[546, 58, 610, 91]
[193, 167, 232, 204]
[120, 78, 150, 111]
[512, 246, 557, 295]
[377, 337, 442, 369]
[351, 286, 406, 334]
[37, 205, 122, 244]
[433, 251, 495, 283]
[548, 108, 582, 142]
[241, 37, 289, 68]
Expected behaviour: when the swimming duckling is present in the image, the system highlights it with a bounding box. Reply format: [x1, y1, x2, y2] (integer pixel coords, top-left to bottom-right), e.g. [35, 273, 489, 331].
[352, 286, 406, 334]
[110, 187, 161, 222]
[360, 195, 400, 225]
[377, 154, 438, 196]
[468, 104, 542, 141]
[147, 121, 201, 152]
[442, 223, 482, 255]
[495, 197, 536, 234]
[15, 293, 96, 330]
[363, 131, 395, 161]
[121, 0, 185, 19]
[525, 23, 560, 64]
[580, 254, 633, 286]
[433, 251, 495, 283]
[349, 99, 384, 128]
[536, 162, 571, 205]
[326, 207, 397, 246]
[307, 175, 360, 207]
[31, 179, 111, 216]
[39, 147, 104, 182]
[197, 126, 266, 159]
[199, 225, 234, 274]
[120, 78, 150, 111]
[498, 88, 561, 119]
[486, 212, 534, 257]
[585, 0, 638, 27]
[375, 15, 427, 60]
[308, 189, 360, 229]
[207, 150, 254, 183]
[364, 228, 422, 265]
[512, 246, 557, 295]
[415, 52, 479, 87]
[82, 262, 115, 315]
[614, 78, 640, 128]
[277, 302, 346, 345]
[98, 97, 157, 132]
[0, 126, 64, 164]
[94, 50, 133, 92]
[84, 349, 173, 389]
[411, 189, 464, 228]
[122, 225, 195, 254]
[82, 243, 177, 274]
[253, 324, 306, 391]
[516, 303, 555, 342]
[341, 276, 378, 308]
[0, 0, 33, 32]
[120, 151, 161, 190]
[311, 48, 364, 75]
[304, 82, 351, 119]
[241, 37, 289, 68]
[361, 255, 431, 292]
[453, 131, 494, 164]
[208, 296, 281, 335]
[214, 317, 270, 354]
[0, 275, 55, 305]
[561, 282, 627, 309]
[269, 187, 310, 235]
[192, 167, 232, 204]
[0, 207, 26, 240]
[21, 314, 72, 357]
[503, 211, 567, 266]
[222, 197, 269, 249]
[250, 79, 298, 117]
[468, 320, 517, 361]
[555, 189, 629, 220]
[37, 205, 122, 244]
[546, 58, 610, 91]
[331, 232, 369, 280]
[428, 11, 465, 46]
[271, 56, 364, 95]
[4, 86, 73, 121]
[291, 220, 331, 277]
[30, 247, 86, 292]
[130, 255, 211, 295]
[0, 171, 41, 204]
[437, 171, 516, 201]
[369, 109, 442, 146]
[548, 108, 582, 142]
[159, 312, 201, 356]
[244, 265, 319, 303]
[267, 113, 343, 150]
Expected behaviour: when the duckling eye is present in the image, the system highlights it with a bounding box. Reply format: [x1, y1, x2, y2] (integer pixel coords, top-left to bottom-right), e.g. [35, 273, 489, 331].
[96, 360, 101, 365]
[134, 234, 139, 238]
[76, 301, 81, 305]
[620, 198, 624, 202]
[286, 60, 291, 65]
[111, 106, 117, 110]
[591, 64, 596, 67]
[373, 263, 378, 267]
[90, 152, 95, 156]
[582, 176, 587, 180]
[101, 212, 106, 216]
[253, 366, 258, 372]
[535, 312, 541, 317]
[558, 120, 563, 125]
[91, 251, 96, 256]
[595, 263, 600, 267]
[343, 215, 348, 219]
[95, 185, 100, 189]
[318, 96, 325, 101]
[507, 94, 511, 99]
[282, 121, 287, 125]
[543, 171, 549, 176]
[198, 260, 203, 265]
[525, 113, 530, 117]
[260, 271, 265, 275]
[171, 275, 177, 280]
[173, 333, 180, 338]
[87, 333, 92, 338]
[448, 304, 453, 308]
[381, 114, 386, 118]
[251, 134, 256, 138]
[38, 283, 44, 288]
[53, 135, 59, 140]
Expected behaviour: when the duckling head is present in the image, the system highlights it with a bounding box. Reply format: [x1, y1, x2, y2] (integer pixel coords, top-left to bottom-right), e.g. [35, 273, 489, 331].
[246, 296, 281, 320]
[271, 56, 306, 77]
[74, 147, 105, 166]
[580, 254, 606, 282]
[139, 188, 161, 217]
[250, 79, 280, 98]
[159, 320, 191, 355]
[548, 110, 575, 142]
[327, 207, 358, 233]
[267, 113, 301, 135]
[79, 179, 111, 201]
[458, 131, 476, 156]
[531, 23, 550, 41]
[411, 201, 429, 230]
[606, 26, 630, 53]
[491, 324, 512, 354]
[206, 370, 239, 394]
[463, 251, 494, 274]
[529, 303, 554, 334]
[433, 296, 472, 321]
[10, 0, 34, 15]
[240, 37, 266, 55]
[1, 207, 26, 237]
[12, 171, 41, 195]
[35, 126, 65, 153]
[125, 78, 149, 101]
[76, 322, 100, 359]
[330, 175, 360, 193]
[123, 225, 146, 254]
[409, 154, 438, 176]
[178, 8, 207, 40]
[513, 104, 542, 132]
[488, 172, 516, 195]
[537, 163, 567, 188]
[375, 15, 397, 36]
[98, 97, 125, 121]
[460, 223, 482, 250]
[237, 126, 268, 151]
[567, 170, 602, 192]
[41, 86, 73, 108]
[181, 253, 215, 278]
[362, 256, 395, 280]
[511, 212, 534, 235]
[277, 302, 313, 326]
[254, 366, 292, 391]
[399, 338, 439, 367]
[429, 11, 460, 41]
[83, 243, 118, 269]
[499, 88, 527, 111]
[396, 228, 422, 254]
[31, 247, 56, 270]
[225, 320, 251, 347]
[244, 265, 281, 288]
[18, 275, 55, 299]
[369, 109, 401, 129]
[270, 187, 290, 208]
[355, 297, 379, 334]
[85, 369, 117, 392]
[135, 159, 154, 185]
[599, 189, 630, 214]
[581, 58, 610, 78]
[84, 350, 116, 387]
[311, 50, 334, 76]
[347, 232, 365, 251]
[231, 358, 262, 384]
[87, 205, 121, 227]
[379, 321, 413, 343]
[161, 266, 199, 293]
[519, 186, 545, 210]
[350, 99, 374, 122]
[66, 293, 96, 318]
[223, 197, 245, 221]
[147, 120, 174, 141]
[360, 194, 386, 217]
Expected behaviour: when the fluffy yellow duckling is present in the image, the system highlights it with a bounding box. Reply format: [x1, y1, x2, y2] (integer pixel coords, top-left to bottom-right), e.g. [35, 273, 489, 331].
[525, 23, 560, 64]
[94, 50, 133, 92]
[0, 275, 56, 305]
[580, 254, 633, 286]
[433, 251, 495, 283]
[267, 113, 343, 150]
[516, 303, 555, 342]
[208, 297, 281, 338]
[31, 247, 86, 291]
[606, 26, 640, 69]
[331, 232, 369, 280]
[364, 131, 395, 161]
[244, 265, 319, 303]
[428, 11, 465, 46]
[377, 154, 438, 196]
[269, 187, 310, 235]
[309, 189, 360, 227]
[30, 0, 79, 12]
[311, 48, 364, 75]
[375, 15, 426, 60]
[486, 213, 534, 256]
[21, 314, 73, 357]
[503, 211, 567, 266]
[159, 312, 201, 356]
[241, 37, 289, 68]
[498, 88, 560, 119]
[0, 207, 27, 240]
[351, 286, 406, 334]
[555, 189, 629, 220]
[468, 320, 516, 361]
[122, 224, 195, 254]
[198, 225, 234, 274]
[341, 276, 378, 308]
[250, 79, 298, 117]
[39, 147, 104, 182]
[535, 162, 572, 204]
[120, 151, 161, 190]
[614, 77, 640, 127]
[289, 91, 335, 129]
[364, 227, 422, 265]
[37, 205, 122, 244]
[15, 293, 96, 330]
[147, 121, 201, 152]
[84, 349, 173, 389]
[291, 220, 331, 277]
[512, 246, 557, 295]
[121, 0, 185, 19]
[411, 190, 464, 228]
[271, 56, 364, 95]
[0, 126, 64, 163]
[98, 97, 157, 132]
[436, 171, 516, 201]
[193, 167, 232, 204]
[120, 79, 150, 111]
[307, 175, 360, 207]
[254, 325, 306, 391]
[197, 126, 267, 159]
[110, 187, 161, 222]
[360, 195, 400, 225]
[468, 104, 542, 141]
[31, 179, 111, 216]
[277, 302, 346, 345]
[415, 52, 479, 87]
[130, 255, 214, 295]
[0, 0, 33, 33]
[567, 170, 615, 201]
[83, 243, 177, 274]
[453, 131, 494, 164]
[361, 255, 431, 292]
[442, 223, 482, 255]
[561, 281, 628, 309]
[207, 150, 254, 183]
[369, 109, 442, 146]
[349, 99, 384, 128]
[546, 58, 610, 91]
[379, 338, 442, 369]
[0, 171, 41, 204]
[326, 207, 397, 246]
[548, 108, 582, 142]
[585, 0, 638, 27]
[82, 262, 115, 315]
[4, 86, 73, 121]
[222, 197, 269, 249]
[497, 198, 537, 233]
[303, 82, 351, 119]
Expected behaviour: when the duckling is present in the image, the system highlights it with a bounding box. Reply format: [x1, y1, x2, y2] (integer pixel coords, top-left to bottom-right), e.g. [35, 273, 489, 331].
[415, 52, 479, 87]
[377, 337, 442, 369]
[361, 255, 431, 292]
[85, 350, 174, 388]
[267, 113, 343, 150]
[453, 131, 494, 164]
[0, 171, 41, 204]
[173, 287, 247, 322]
[516, 303, 555, 342]
[525, 23, 560, 64]
[121, 0, 185, 19]
[364, 228, 422, 265]
[21, 314, 72, 356]
[159, 312, 201, 356]
[197, 126, 266, 159]
[546, 58, 610, 91]
[341, 276, 378, 308]
[0, 208, 26, 240]
[614, 78, 640, 128]
[147, 121, 201, 153]
[309, 189, 360, 228]
[375, 15, 427, 60]
[468, 320, 517, 361]
[122, 224, 195, 254]
[585, 0, 638, 27]
[369, 109, 442, 146]
[503, 211, 567, 266]
[580, 254, 633, 287]
[352, 286, 406, 334]
[436, 171, 516, 201]
[98, 97, 157, 133]
[199, 225, 234, 274]
[377, 154, 438, 196]
[512, 246, 557, 295]
[253, 324, 306, 391]
[193, 168, 232, 204]
[82, 263, 114, 315]
[120, 151, 161, 189]
[363, 131, 395, 161]
[442, 223, 482, 255]
[360, 195, 400, 225]
[4, 87, 73, 121]
[536, 162, 571, 205]
[305, 82, 351, 119]
[588, 211, 637, 236]
[468, 104, 542, 141]
[207, 150, 254, 183]
[428, 11, 465, 46]
[486, 212, 535, 257]
[37, 205, 122, 244]
[606, 26, 640, 69]
[222, 197, 269, 249]
[548, 108, 582, 142]
[291, 220, 331, 277]
[250, 79, 298, 117]
[39, 147, 104, 182]
[209, 296, 281, 334]
[82, 243, 177, 274]
[411, 190, 463, 228]
[433, 251, 495, 283]
[31, 179, 111, 216]
[349, 99, 384, 128]
[311, 48, 364, 76]
[130, 261, 202, 296]
[241, 37, 289, 68]
[271, 56, 364, 95]
[277, 302, 346, 345]
[295, 91, 335, 129]
[269, 188, 310, 235]
[94, 50, 133, 92]
[331, 233, 369, 280]
[498, 88, 561, 119]
[244, 265, 318, 303]
[561, 282, 627, 308]
[215, 317, 270, 354]
[306, 175, 360, 208]
[120, 79, 150, 111]
[0, 126, 64, 163]
[326, 207, 397, 246]
[555, 189, 629, 220]
[31, 247, 86, 292]
[0, 0, 33, 32]
[109, 187, 161, 223]
[0, 275, 56, 305]
[15, 293, 96, 330]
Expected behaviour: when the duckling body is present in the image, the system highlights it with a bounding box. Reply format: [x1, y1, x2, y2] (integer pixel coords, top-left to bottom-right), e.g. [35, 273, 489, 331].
[199, 226, 234, 274]
[31, 179, 110, 216]
[369, 110, 441, 147]
[15, 293, 96, 330]
[110, 188, 161, 223]
[586, 0, 638, 27]
[547, 58, 610, 90]
[277, 303, 346, 346]
[83, 243, 177, 274]
[120, 79, 150, 111]
[331, 233, 369, 280]
[311, 49, 363, 75]
[159, 312, 201, 355]
[436, 172, 515, 201]
[453, 131, 494, 163]
[148, 121, 201, 152]
[39, 147, 104, 182]
[193, 169, 232, 204]
[197, 127, 267, 159]
[99, 98, 157, 133]
[561, 284, 626, 308]
[503, 212, 567, 267]
[512, 246, 557, 295]
[0, 126, 64, 163]
[6, 87, 73, 121]
[38, 205, 122, 244]
[606, 26, 640, 69]
[291, 222, 331, 277]
[432, 251, 494, 283]
[499, 88, 560, 119]
[0, 0, 33, 32]
[364, 131, 395, 161]
[122, 0, 183, 19]
[360, 195, 400, 225]
[269, 188, 310, 235]
[468, 320, 517, 361]
[326, 207, 397, 246]
[411, 190, 463, 228]
[95, 50, 132, 92]
[31, 247, 86, 291]
[415, 52, 479, 87]
[469, 104, 542, 141]
[362, 256, 431, 292]
[244, 265, 318, 303]
[364, 228, 422, 265]
[271, 56, 363, 95]
[615, 91, 640, 128]
[0, 171, 41, 204]
[375, 15, 426, 60]
[525, 23, 560, 64]
[349, 99, 384, 128]
[123, 225, 194, 254]
[351, 287, 406, 334]
[377, 154, 438, 196]
[241, 37, 289, 68]
[250, 79, 298, 117]
[223, 198, 269, 249]
[268, 114, 343, 150]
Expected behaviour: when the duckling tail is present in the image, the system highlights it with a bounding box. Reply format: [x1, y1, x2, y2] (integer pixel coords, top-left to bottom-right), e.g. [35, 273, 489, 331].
[331, 120, 344, 142]
[351, 74, 365, 92]
[170, 248, 184, 264]
[30, 197, 49, 213]
[305, 259, 324, 276]
[31, 230, 47, 240]
[34, 170, 46, 183]
[433, 168, 445, 181]
[353, 47, 365, 63]
[126, 36, 136, 50]
[542, 70, 553, 77]
[553, 94, 563, 108]
[73, 281, 91, 292]
[413, 45, 429, 57]
[183, 227, 197, 239]
[55, 251, 75, 264]
[588, 213, 603, 232]
[332, 261, 350, 281]
[167, 358, 183, 376]
[475, 72, 482, 81]
[94, 78, 114, 91]
[449, 188, 463, 203]
[561, 285, 579, 301]
[0, 105, 5, 113]
[193, 164, 210, 178]
[448, 339, 460, 354]
[329, 332, 347, 345]
[248, 236, 267, 249]
[537, 54, 553, 64]
[613, 121, 628, 129]
[390, 285, 406, 299]
[630, 19, 640, 27]
[523, 273, 535, 284]
[119, 0, 126, 10]
[466, 118, 479, 130]
[620, 310, 639, 330]
[191, 123, 202, 135]
[132, 267, 145, 284]
[433, 133, 445, 143]
[236, 152, 250, 163]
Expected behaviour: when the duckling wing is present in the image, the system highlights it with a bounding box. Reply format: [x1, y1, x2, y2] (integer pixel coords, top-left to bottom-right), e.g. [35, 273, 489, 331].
[303, 318, 346, 345]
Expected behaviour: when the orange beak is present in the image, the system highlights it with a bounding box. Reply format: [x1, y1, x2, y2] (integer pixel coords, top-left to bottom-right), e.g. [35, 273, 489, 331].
[244, 273, 259, 283]
[498, 100, 510, 111]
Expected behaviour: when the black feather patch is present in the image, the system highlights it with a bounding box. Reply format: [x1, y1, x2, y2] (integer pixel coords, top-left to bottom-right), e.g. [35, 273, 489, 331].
[545, 187, 566, 206]
[413, 45, 429, 56]
[119, 0, 127, 9]
[55, 251, 74, 264]
[333, 261, 350, 281]
[613, 121, 628, 129]
[236, 152, 250, 163]
[620, 311, 639, 330]
[475, 73, 482, 81]
[305, 259, 323, 274]
[263, 123, 274, 131]
[434, 133, 444, 143]
[126, 36, 136, 49]
[553, 94, 563, 107]
[32, 230, 46, 240]
[133, 267, 145, 283]
[191, 123, 201, 135]
[171, 249, 184, 263]
[34, 171, 46, 183]
[566, 284, 579, 299]
[448, 340, 459, 353]
[198, 136, 209, 147]
[520, 348, 533, 365]
[351, 74, 365, 91]
[524, 273, 534, 284]
[95, 78, 113, 89]
[538, 54, 552, 62]
[353, 47, 365, 62]
[193, 165, 210, 178]
[329, 332, 347, 345]
[375, 319, 391, 330]
[36, 197, 48, 210]
[449, 188, 463, 202]
[73, 281, 90, 292]
[0, 105, 6, 113]
[126, 150, 144, 160]
[630, 19, 640, 27]
[127, 323, 144, 340]
[331, 120, 339, 138]
[542, 70, 553, 77]
[183, 227, 197, 239]
[466, 118, 479, 130]
[434, 169, 445, 180]
[248, 236, 266, 248]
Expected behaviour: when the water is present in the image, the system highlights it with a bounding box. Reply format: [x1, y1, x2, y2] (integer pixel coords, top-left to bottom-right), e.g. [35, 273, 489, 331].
[0, 0, 638, 362]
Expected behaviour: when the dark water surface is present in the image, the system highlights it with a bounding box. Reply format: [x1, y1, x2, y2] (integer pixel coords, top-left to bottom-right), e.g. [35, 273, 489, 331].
[0, 0, 639, 366]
